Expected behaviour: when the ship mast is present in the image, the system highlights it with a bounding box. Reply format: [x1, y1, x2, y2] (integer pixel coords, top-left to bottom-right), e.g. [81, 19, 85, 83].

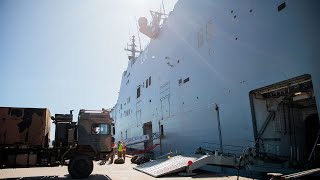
[124, 35, 141, 61]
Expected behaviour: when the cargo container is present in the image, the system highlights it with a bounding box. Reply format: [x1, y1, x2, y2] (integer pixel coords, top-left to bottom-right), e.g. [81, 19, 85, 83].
[0, 107, 115, 179]
[0, 107, 50, 147]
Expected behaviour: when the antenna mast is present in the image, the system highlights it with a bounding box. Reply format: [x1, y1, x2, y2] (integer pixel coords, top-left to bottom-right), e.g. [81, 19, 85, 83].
[124, 36, 141, 61]
[162, 0, 166, 15]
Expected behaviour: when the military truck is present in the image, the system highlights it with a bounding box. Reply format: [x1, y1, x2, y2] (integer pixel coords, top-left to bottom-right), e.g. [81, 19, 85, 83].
[0, 107, 115, 178]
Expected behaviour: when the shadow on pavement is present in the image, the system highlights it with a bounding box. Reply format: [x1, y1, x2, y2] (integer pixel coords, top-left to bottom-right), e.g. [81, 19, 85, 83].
[1, 174, 112, 180]
[161, 169, 229, 179]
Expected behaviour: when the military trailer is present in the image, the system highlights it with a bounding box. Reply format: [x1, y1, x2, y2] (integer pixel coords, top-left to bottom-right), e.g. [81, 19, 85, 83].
[0, 107, 115, 178]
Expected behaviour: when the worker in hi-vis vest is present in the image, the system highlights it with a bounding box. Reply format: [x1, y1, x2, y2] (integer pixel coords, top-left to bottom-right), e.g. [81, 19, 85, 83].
[122, 143, 127, 162]
[102, 141, 116, 164]
[117, 141, 123, 159]
[109, 142, 116, 164]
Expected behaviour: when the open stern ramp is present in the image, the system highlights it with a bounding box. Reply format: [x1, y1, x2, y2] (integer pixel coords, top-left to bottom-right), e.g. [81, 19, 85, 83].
[133, 154, 204, 177]
[133, 154, 240, 177]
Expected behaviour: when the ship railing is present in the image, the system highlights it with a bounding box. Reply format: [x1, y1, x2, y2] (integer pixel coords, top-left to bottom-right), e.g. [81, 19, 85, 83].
[218, 140, 310, 166]
[124, 132, 161, 146]
[202, 141, 302, 160]
[202, 142, 247, 156]
[248, 140, 306, 163]
[155, 151, 176, 160]
[201, 142, 314, 172]
[151, 132, 161, 140]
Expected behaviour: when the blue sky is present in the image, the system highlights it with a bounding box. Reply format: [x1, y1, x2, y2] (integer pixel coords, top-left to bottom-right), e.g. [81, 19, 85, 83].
[0, 0, 177, 139]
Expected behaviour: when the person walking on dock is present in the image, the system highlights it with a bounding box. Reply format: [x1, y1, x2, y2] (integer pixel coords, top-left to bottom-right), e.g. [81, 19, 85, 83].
[117, 141, 123, 159]
[122, 143, 127, 162]
[109, 142, 117, 164]
[103, 141, 116, 164]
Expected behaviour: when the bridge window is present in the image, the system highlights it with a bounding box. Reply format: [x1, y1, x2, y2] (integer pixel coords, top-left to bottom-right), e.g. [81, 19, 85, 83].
[137, 86, 141, 98]
[184, 77, 190, 83]
[161, 125, 164, 136]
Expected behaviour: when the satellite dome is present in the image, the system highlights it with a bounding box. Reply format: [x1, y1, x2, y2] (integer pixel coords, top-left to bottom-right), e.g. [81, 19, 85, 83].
[138, 17, 148, 27]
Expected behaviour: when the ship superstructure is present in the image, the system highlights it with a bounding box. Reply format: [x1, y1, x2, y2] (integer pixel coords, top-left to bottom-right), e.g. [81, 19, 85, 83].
[111, 0, 320, 174]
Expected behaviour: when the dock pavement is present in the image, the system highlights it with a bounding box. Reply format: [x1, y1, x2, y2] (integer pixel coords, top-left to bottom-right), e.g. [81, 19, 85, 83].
[0, 156, 252, 180]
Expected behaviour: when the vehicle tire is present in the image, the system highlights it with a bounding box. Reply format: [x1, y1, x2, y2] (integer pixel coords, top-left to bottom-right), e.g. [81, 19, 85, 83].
[136, 157, 142, 165]
[131, 155, 138, 164]
[68, 155, 93, 179]
[136, 156, 150, 165]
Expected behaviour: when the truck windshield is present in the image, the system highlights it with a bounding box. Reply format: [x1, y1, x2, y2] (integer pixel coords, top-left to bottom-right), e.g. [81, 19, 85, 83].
[91, 124, 110, 135]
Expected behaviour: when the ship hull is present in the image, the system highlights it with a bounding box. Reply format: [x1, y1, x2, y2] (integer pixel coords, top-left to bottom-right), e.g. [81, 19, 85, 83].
[112, 0, 320, 171]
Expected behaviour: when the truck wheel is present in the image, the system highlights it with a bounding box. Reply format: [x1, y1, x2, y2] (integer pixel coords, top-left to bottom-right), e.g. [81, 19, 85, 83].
[68, 155, 93, 179]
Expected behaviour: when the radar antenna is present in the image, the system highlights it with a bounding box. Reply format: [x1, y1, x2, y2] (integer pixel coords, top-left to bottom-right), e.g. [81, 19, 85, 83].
[137, 2, 168, 39]
[124, 36, 141, 62]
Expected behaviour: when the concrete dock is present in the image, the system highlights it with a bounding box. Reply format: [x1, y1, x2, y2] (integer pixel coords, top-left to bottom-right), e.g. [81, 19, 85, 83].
[0, 157, 252, 180]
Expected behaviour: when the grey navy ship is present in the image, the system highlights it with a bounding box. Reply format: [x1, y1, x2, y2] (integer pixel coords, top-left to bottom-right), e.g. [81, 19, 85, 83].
[111, 0, 320, 175]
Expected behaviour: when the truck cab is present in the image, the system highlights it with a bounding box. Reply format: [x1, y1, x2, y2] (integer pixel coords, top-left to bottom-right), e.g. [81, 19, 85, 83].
[53, 109, 115, 178]
[77, 109, 114, 158]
